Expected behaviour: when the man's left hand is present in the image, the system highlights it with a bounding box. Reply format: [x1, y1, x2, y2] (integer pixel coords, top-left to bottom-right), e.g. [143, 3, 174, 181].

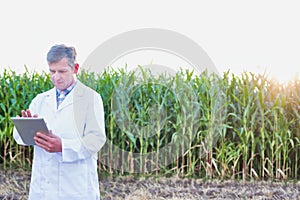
[34, 130, 62, 152]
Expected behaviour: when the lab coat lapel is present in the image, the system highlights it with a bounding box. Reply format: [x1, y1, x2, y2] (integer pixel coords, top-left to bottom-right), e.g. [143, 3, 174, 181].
[73, 81, 87, 105]
[57, 81, 86, 111]
[58, 92, 73, 110]
[73, 82, 93, 124]
[43, 88, 57, 112]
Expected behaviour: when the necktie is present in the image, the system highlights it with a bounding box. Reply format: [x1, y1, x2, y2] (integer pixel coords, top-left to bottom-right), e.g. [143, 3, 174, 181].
[57, 90, 66, 107]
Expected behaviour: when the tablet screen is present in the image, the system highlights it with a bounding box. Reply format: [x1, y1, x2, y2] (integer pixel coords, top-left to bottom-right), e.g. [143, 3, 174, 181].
[11, 117, 49, 145]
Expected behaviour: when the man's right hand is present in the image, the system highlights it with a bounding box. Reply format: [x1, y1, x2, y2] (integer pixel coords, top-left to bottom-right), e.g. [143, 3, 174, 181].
[20, 109, 38, 118]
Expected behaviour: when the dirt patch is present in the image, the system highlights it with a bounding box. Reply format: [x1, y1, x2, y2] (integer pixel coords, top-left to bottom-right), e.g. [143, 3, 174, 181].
[101, 176, 300, 200]
[0, 170, 299, 199]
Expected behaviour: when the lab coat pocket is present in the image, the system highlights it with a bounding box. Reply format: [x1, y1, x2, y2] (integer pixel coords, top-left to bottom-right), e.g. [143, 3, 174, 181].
[59, 161, 88, 196]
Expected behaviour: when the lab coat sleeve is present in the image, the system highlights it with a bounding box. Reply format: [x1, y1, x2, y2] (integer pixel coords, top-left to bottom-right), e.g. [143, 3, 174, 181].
[61, 93, 106, 162]
[13, 127, 26, 145]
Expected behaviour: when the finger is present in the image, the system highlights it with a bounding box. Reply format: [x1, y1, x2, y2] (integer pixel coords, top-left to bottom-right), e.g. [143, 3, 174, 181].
[36, 132, 50, 140]
[35, 140, 51, 152]
[21, 110, 27, 117]
[48, 130, 56, 137]
[34, 134, 49, 147]
[26, 109, 32, 117]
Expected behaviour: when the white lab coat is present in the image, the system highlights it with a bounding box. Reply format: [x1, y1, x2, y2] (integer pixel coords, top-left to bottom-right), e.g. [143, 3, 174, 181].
[13, 81, 106, 200]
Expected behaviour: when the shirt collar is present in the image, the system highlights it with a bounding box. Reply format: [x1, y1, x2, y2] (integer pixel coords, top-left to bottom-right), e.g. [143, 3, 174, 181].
[56, 81, 77, 97]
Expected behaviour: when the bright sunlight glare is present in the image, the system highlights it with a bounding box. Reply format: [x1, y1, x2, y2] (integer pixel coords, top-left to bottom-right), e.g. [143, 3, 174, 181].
[263, 67, 300, 84]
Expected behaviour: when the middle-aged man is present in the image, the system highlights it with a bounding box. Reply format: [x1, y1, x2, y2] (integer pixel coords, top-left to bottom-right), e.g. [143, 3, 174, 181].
[13, 44, 106, 199]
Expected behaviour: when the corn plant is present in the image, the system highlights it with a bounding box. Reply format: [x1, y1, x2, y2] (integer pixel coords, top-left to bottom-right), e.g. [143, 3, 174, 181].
[1, 67, 300, 181]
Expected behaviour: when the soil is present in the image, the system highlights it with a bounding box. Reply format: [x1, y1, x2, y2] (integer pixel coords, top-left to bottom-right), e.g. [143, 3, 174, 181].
[0, 170, 299, 200]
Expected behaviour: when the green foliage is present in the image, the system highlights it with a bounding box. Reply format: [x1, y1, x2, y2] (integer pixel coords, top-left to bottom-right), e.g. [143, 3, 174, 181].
[0, 68, 52, 169]
[1, 67, 299, 180]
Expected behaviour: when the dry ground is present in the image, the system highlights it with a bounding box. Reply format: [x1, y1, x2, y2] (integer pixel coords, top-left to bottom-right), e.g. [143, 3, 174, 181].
[0, 170, 299, 200]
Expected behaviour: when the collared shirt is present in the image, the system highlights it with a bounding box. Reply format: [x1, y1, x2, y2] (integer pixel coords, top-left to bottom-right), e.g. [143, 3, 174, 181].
[56, 81, 77, 108]
[56, 81, 77, 99]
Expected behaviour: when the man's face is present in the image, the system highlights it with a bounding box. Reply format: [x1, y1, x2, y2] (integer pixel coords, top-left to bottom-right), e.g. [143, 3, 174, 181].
[49, 57, 77, 90]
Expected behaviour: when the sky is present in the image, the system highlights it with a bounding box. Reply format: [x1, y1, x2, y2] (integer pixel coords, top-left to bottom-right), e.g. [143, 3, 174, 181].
[0, 0, 299, 83]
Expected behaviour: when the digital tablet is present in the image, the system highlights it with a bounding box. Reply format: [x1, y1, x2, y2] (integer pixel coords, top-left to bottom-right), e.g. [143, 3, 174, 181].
[11, 117, 49, 145]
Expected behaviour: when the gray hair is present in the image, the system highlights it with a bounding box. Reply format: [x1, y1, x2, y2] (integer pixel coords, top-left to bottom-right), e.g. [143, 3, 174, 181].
[47, 44, 77, 69]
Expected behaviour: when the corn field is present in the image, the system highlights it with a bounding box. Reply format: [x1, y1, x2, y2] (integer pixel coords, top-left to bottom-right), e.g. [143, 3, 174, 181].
[0, 67, 299, 181]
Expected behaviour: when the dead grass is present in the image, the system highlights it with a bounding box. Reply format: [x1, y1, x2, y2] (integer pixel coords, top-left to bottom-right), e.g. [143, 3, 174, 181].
[0, 170, 299, 199]
[100, 176, 300, 200]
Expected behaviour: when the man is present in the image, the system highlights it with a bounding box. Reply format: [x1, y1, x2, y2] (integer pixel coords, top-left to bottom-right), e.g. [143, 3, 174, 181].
[13, 44, 106, 199]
